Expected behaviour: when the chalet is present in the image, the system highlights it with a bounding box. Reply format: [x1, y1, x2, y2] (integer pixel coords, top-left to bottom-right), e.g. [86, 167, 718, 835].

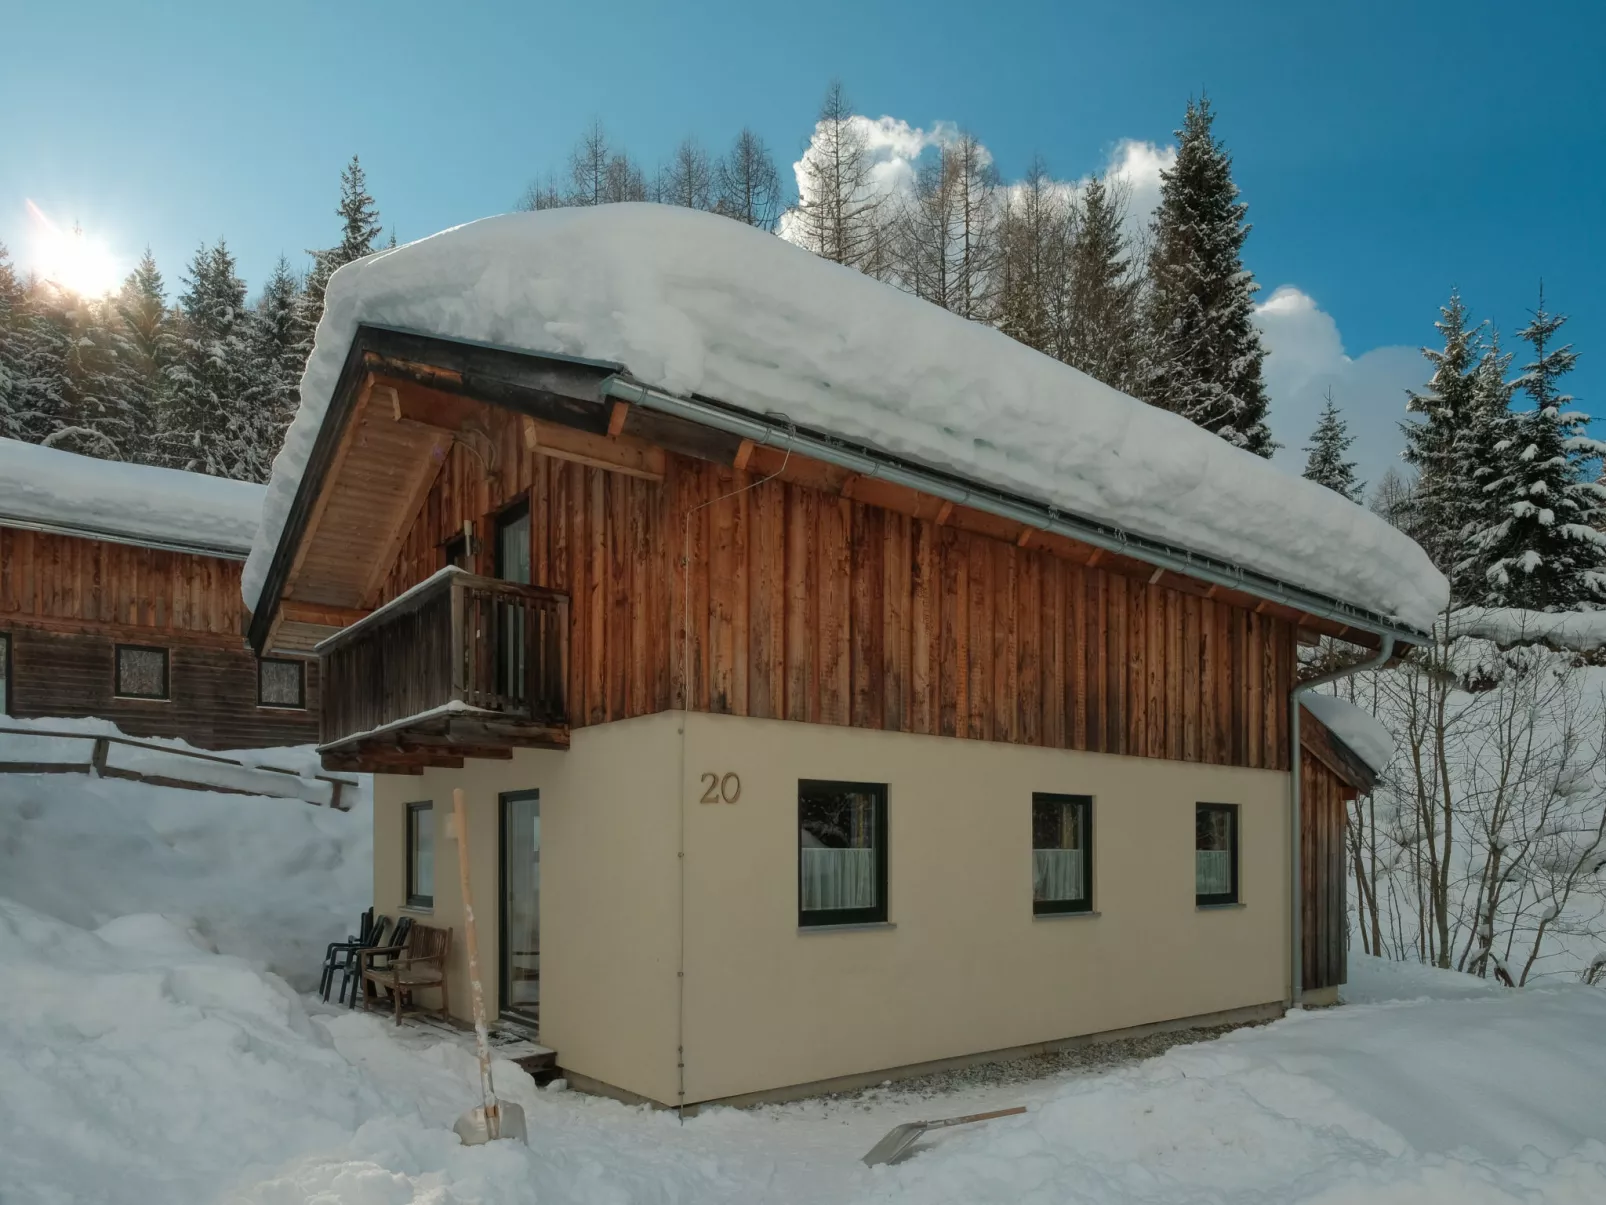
[0, 438, 317, 749]
[244, 204, 1446, 1108]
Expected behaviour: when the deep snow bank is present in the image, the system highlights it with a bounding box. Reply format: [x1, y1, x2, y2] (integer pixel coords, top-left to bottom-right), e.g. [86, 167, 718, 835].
[0, 749, 370, 989]
[246, 204, 1447, 631]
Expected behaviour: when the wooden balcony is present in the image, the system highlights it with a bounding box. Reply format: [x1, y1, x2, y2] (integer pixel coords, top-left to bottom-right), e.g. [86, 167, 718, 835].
[316, 568, 569, 772]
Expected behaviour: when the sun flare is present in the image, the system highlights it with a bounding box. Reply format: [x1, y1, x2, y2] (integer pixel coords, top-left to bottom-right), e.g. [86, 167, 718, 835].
[26, 199, 123, 297]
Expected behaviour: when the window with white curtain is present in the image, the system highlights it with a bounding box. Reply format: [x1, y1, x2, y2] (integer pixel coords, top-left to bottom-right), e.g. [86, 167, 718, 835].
[799, 780, 887, 927]
[1196, 802, 1239, 905]
[1032, 793, 1092, 914]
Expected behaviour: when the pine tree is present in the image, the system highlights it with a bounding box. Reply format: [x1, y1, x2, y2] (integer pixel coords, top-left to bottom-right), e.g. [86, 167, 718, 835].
[1402, 291, 1484, 578]
[0, 243, 25, 439]
[1469, 290, 1606, 609]
[659, 137, 714, 210]
[250, 255, 304, 454]
[1452, 331, 1518, 598]
[301, 155, 384, 347]
[995, 157, 1073, 358]
[1302, 392, 1362, 501]
[164, 240, 267, 479]
[1144, 96, 1274, 455]
[111, 249, 174, 463]
[785, 81, 887, 273]
[715, 129, 782, 230]
[1062, 174, 1144, 393]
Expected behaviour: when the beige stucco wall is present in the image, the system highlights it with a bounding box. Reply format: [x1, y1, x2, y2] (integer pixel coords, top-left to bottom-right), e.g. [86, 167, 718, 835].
[371, 711, 684, 1104]
[677, 712, 1290, 1104]
[373, 709, 1290, 1108]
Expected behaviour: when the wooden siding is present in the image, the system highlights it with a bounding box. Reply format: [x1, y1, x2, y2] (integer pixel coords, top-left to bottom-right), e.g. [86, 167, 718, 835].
[1301, 753, 1350, 990]
[0, 525, 247, 642]
[4, 627, 320, 750]
[379, 421, 1295, 770]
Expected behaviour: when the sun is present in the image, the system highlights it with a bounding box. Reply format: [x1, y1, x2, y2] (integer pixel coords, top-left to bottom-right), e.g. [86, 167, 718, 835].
[26, 199, 124, 297]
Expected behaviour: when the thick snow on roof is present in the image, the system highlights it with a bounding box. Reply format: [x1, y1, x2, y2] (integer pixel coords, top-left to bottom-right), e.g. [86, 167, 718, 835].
[1303, 691, 1394, 776]
[1445, 606, 1606, 652]
[244, 204, 1447, 628]
[0, 437, 264, 557]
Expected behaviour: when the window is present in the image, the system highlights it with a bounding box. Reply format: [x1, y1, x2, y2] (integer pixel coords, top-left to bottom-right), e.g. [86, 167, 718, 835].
[406, 802, 435, 909]
[1032, 793, 1092, 915]
[799, 780, 887, 927]
[258, 658, 306, 709]
[0, 633, 9, 716]
[1196, 803, 1239, 905]
[495, 499, 531, 584]
[114, 644, 169, 700]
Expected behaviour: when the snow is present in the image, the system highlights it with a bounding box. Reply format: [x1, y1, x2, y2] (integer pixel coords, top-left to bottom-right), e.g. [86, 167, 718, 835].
[0, 435, 265, 557]
[1447, 606, 1606, 652]
[7, 757, 1606, 1204]
[243, 204, 1448, 632]
[1303, 689, 1395, 774]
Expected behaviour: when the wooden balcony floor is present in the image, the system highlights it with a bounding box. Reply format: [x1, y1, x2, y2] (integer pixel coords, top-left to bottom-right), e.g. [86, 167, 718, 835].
[319, 708, 568, 774]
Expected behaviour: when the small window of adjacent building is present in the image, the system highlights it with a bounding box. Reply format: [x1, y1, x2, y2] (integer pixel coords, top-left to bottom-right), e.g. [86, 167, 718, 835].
[258, 658, 306, 709]
[495, 499, 531, 585]
[1196, 803, 1239, 905]
[1032, 793, 1092, 915]
[406, 802, 435, 909]
[114, 645, 169, 700]
[799, 780, 888, 927]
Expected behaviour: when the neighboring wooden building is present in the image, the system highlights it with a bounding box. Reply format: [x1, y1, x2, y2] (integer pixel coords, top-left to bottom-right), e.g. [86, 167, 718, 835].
[0, 438, 318, 749]
[245, 207, 1436, 1108]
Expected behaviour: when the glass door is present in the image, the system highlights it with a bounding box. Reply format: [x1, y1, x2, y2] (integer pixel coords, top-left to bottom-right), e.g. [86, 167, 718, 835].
[499, 790, 541, 1027]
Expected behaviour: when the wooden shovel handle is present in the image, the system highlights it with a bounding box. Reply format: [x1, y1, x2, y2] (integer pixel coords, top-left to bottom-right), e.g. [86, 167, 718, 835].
[927, 1106, 1028, 1130]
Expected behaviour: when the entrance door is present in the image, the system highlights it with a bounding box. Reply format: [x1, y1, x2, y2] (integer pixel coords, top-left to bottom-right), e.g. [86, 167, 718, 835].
[499, 790, 541, 1027]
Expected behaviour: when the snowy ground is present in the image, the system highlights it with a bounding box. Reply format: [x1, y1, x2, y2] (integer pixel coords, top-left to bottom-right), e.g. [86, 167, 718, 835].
[3, 757, 1606, 1204]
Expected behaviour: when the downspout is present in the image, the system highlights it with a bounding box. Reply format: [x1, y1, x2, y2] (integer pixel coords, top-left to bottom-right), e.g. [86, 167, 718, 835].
[1288, 635, 1394, 1008]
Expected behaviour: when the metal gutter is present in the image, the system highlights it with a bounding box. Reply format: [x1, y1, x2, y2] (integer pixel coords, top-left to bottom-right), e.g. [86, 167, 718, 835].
[600, 375, 1429, 647]
[1287, 636, 1394, 1007]
[0, 514, 250, 561]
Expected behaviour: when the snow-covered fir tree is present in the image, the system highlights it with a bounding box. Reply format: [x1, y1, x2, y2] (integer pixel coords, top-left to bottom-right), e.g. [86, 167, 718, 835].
[1467, 291, 1606, 609]
[300, 155, 384, 352]
[0, 243, 26, 439]
[1301, 392, 1362, 501]
[1402, 290, 1484, 579]
[250, 255, 304, 452]
[112, 249, 176, 461]
[164, 240, 269, 479]
[1062, 174, 1144, 394]
[1452, 330, 1518, 597]
[1144, 96, 1274, 456]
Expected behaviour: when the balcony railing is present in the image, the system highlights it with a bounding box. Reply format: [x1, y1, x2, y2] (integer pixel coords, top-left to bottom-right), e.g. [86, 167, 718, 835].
[317, 568, 569, 757]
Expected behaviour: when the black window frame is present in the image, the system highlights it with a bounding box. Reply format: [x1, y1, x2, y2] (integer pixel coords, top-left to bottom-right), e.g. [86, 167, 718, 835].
[494, 496, 532, 584]
[406, 801, 435, 909]
[113, 643, 170, 700]
[798, 779, 889, 928]
[0, 631, 10, 717]
[1031, 792, 1094, 915]
[1195, 802, 1240, 906]
[257, 657, 307, 710]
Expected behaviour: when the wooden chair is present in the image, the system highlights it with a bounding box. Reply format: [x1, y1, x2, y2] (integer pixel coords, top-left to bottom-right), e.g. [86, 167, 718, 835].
[359, 922, 451, 1025]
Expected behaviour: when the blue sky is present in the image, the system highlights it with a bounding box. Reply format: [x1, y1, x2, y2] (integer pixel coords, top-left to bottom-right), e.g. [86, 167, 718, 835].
[3, 0, 1601, 485]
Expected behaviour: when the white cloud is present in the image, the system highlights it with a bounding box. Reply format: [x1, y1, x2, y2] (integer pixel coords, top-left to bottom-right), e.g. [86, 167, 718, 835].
[1254, 285, 1423, 493]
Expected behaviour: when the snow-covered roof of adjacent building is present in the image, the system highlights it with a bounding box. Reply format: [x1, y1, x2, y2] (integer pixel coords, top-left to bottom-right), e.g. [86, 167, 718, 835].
[1302, 692, 1394, 776]
[243, 204, 1447, 631]
[0, 437, 265, 558]
[1445, 607, 1606, 652]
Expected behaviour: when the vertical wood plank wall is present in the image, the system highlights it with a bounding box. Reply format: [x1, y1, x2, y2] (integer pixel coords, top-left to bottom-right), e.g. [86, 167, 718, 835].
[1301, 755, 1350, 989]
[381, 415, 1296, 772]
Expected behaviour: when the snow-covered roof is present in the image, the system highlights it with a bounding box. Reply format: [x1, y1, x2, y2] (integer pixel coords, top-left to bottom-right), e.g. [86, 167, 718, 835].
[0, 437, 264, 558]
[1303, 692, 1394, 776]
[243, 204, 1447, 630]
[1445, 607, 1606, 652]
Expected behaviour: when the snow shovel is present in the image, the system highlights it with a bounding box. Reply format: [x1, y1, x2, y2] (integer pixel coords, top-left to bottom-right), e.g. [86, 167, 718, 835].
[450, 787, 529, 1147]
[861, 1106, 1026, 1167]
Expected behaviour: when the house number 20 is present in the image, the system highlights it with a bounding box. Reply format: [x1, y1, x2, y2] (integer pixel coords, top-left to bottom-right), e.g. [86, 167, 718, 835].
[699, 772, 741, 804]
